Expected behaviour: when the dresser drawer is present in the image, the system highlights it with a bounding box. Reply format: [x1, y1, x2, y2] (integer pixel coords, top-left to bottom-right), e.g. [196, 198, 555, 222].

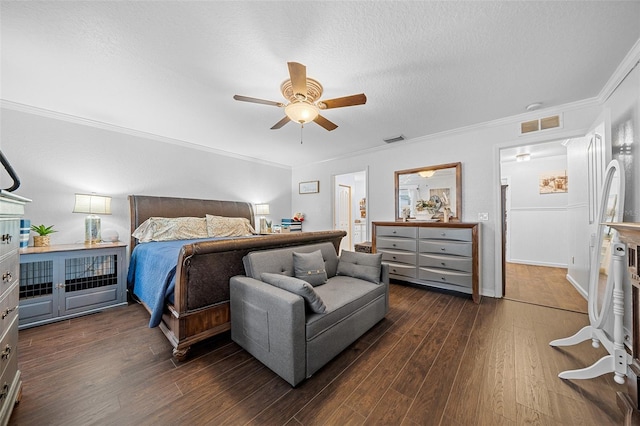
[419, 267, 472, 288]
[419, 227, 472, 242]
[377, 237, 416, 252]
[419, 240, 472, 257]
[388, 263, 417, 279]
[0, 283, 18, 339]
[375, 226, 417, 239]
[0, 316, 18, 381]
[380, 250, 416, 266]
[0, 220, 18, 260]
[0, 253, 18, 297]
[419, 253, 472, 272]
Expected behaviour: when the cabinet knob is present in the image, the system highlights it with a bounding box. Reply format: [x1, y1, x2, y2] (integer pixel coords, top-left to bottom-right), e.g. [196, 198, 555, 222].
[440, 232, 446, 237]
[440, 247, 446, 251]
[0, 383, 8, 401]
[1, 345, 11, 360]
[1, 306, 16, 320]
[392, 256, 397, 260]
[441, 262, 446, 266]
[1, 272, 11, 282]
[440, 277, 446, 281]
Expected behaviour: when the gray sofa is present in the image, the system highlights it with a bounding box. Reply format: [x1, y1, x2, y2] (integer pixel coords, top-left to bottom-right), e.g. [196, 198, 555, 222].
[230, 242, 389, 386]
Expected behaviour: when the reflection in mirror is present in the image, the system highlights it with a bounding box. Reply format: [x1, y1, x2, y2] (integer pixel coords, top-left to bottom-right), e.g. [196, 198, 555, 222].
[395, 162, 462, 221]
[590, 160, 625, 327]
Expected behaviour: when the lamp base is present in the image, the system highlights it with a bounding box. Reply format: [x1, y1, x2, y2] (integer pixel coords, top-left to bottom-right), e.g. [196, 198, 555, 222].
[85, 215, 101, 244]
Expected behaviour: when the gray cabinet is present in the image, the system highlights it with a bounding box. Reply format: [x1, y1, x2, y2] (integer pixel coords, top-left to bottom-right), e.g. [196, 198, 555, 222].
[19, 243, 127, 329]
[0, 191, 29, 425]
[373, 221, 480, 303]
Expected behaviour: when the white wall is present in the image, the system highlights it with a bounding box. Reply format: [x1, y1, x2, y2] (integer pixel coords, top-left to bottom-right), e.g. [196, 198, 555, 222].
[501, 154, 569, 267]
[0, 107, 292, 247]
[291, 102, 601, 298]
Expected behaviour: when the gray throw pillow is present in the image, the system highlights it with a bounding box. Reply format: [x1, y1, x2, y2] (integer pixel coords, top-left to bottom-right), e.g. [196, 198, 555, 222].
[260, 272, 327, 313]
[292, 250, 328, 286]
[337, 251, 383, 284]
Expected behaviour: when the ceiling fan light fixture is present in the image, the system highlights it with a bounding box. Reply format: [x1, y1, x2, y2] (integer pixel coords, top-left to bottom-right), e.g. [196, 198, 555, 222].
[285, 101, 319, 124]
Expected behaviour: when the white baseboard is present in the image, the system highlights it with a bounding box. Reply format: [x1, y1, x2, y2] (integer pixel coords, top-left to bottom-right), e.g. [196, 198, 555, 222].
[565, 273, 588, 299]
[508, 259, 568, 269]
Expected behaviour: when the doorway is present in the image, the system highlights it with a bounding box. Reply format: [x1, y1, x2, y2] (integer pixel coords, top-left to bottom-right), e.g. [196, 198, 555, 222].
[499, 140, 587, 313]
[333, 170, 368, 252]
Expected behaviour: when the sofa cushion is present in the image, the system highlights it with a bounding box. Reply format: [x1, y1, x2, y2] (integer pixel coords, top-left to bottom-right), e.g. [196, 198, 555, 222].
[243, 242, 339, 280]
[293, 250, 328, 286]
[337, 251, 383, 284]
[261, 273, 327, 314]
[306, 276, 386, 340]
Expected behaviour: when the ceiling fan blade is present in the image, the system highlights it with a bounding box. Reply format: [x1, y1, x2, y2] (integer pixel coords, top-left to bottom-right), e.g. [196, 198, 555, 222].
[233, 95, 284, 107]
[271, 116, 291, 130]
[287, 62, 307, 100]
[318, 93, 367, 110]
[313, 114, 338, 131]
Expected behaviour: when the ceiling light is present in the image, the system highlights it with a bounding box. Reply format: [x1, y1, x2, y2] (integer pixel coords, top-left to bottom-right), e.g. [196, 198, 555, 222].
[526, 102, 543, 112]
[285, 101, 319, 124]
[418, 170, 436, 178]
[516, 153, 531, 162]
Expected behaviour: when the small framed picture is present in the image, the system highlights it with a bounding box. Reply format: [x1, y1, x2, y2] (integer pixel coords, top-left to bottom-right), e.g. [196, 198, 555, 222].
[299, 180, 319, 194]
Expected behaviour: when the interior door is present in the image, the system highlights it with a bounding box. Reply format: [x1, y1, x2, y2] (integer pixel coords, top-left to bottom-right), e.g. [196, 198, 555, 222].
[337, 184, 352, 252]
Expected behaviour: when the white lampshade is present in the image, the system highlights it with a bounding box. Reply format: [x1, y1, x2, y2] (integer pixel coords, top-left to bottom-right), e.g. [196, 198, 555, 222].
[255, 203, 270, 215]
[285, 101, 319, 124]
[73, 194, 112, 215]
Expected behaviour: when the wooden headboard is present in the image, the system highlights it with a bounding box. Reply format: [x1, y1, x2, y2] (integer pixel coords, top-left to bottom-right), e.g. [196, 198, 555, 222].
[128, 195, 255, 250]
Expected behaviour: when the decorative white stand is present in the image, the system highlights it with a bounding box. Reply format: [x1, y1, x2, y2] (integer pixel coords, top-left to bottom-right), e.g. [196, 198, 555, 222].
[550, 238, 630, 383]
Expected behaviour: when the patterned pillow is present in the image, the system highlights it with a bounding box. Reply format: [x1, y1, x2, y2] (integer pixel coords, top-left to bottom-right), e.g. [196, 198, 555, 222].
[206, 214, 256, 237]
[132, 217, 208, 242]
[293, 250, 328, 286]
[261, 272, 327, 313]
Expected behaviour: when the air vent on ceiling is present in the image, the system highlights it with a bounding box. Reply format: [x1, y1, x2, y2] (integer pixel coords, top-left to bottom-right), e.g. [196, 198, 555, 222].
[383, 135, 405, 143]
[520, 114, 562, 135]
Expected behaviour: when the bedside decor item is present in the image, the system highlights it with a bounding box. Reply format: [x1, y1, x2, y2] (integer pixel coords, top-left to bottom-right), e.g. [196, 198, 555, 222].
[299, 181, 319, 194]
[73, 193, 111, 244]
[30, 223, 56, 247]
[20, 218, 30, 247]
[255, 203, 270, 234]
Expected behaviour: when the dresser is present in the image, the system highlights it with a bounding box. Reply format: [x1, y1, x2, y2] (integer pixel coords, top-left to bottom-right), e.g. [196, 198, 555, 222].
[18, 243, 127, 329]
[372, 221, 480, 303]
[0, 191, 29, 425]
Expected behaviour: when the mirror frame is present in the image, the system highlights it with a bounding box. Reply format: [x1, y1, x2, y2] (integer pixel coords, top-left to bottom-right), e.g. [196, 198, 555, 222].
[394, 162, 462, 221]
[588, 159, 625, 328]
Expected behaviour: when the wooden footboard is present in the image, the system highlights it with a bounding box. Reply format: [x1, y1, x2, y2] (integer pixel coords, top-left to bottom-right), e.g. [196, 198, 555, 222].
[129, 194, 346, 360]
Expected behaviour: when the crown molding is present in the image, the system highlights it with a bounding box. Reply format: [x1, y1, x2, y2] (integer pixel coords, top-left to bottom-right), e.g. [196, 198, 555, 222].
[0, 100, 292, 170]
[598, 37, 640, 102]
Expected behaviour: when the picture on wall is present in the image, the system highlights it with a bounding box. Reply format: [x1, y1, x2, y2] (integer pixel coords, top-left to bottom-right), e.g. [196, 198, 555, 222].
[539, 170, 568, 194]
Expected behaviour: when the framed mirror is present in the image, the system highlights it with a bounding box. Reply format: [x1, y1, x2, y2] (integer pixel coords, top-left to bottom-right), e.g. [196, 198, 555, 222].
[588, 159, 625, 328]
[395, 162, 462, 221]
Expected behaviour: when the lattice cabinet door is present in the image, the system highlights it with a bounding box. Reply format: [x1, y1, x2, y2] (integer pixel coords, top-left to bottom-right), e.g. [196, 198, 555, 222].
[18, 243, 127, 329]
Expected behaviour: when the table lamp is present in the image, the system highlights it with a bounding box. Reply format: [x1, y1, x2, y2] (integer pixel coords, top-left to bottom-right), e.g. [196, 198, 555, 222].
[73, 193, 112, 244]
[255, 203, 270, 234]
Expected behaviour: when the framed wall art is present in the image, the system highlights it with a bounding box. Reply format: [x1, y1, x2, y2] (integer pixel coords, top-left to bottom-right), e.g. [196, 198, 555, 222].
[299, 180, 319, 194]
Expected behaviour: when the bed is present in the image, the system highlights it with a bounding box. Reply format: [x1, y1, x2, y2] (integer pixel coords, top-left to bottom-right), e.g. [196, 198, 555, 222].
[128, 195, 346, 360]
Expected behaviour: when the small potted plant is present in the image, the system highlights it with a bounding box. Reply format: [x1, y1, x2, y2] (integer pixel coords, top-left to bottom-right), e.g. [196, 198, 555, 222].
[31, 224, 56, 247]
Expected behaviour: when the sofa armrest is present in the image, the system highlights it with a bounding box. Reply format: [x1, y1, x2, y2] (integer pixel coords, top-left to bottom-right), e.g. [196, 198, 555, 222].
[380, 263, 389, 285]
[230, 275, 306, 386]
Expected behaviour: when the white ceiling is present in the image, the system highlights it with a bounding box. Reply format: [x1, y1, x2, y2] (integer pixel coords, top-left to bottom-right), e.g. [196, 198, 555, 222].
[2, 1, 639, 167]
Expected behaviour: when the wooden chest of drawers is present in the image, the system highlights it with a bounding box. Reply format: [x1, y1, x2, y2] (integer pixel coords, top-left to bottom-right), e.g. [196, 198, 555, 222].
[373, 221, 480, 303]
[0, 191, 29, 425]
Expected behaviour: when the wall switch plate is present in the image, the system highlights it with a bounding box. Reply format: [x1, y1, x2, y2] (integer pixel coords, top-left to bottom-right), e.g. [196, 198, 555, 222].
[478, 213, 489, 221]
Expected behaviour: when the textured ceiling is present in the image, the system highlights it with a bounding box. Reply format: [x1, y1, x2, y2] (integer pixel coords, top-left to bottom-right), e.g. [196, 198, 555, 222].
[2, 1, 639, 167]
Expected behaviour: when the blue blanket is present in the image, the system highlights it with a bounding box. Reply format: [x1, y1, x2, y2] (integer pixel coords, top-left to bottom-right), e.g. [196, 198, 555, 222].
[127, 238, 216, 327]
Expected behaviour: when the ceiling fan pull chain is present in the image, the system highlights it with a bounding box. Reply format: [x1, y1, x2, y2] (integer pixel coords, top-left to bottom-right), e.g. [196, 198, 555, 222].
[300, 123, 304, 144]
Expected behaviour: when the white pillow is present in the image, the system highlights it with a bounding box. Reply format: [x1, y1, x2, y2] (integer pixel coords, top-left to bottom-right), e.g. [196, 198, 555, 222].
[132, 217, 208, 242]
[206, 214, 256, 237]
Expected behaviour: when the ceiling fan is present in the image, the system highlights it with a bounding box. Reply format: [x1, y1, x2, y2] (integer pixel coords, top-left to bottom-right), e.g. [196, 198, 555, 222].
[233, 62, 366, 131]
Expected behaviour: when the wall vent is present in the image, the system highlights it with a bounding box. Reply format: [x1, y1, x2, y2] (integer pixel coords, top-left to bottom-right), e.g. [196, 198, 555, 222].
[520, 114, 562, 135]
[383, 135, 405, 143]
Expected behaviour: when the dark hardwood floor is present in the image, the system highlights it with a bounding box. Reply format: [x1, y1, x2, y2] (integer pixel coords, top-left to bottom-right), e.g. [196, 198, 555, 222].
[505, 263, 588, 314]
[11, 283, 622, 425]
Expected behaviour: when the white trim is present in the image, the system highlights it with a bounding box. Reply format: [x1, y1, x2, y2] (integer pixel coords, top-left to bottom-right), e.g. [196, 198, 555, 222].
[0, 100, 291, 170]
[566, 273, 588, 299]
[598, 37, 640, 102]
[509, 206, 568, 212]
[508, 259, 568, 269]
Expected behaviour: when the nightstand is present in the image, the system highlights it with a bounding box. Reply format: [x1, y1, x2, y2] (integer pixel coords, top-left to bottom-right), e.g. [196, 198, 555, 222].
[18, 242, 127, 329]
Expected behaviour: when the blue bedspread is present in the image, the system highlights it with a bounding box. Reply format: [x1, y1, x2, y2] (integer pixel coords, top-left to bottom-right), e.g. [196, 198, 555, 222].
[127, 238, 215, 327]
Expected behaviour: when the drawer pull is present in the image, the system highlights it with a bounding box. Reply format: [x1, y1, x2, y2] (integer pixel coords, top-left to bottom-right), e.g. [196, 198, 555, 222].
[1, 272, 11, 282]
[1, 234, 11, 243]
[1, 306, 17, 320]
[1, 345, 12, 360]
[440, 277, 447, 281]
[392, 256, 397, 260]
[440, 232, 446, 237]
[0, 383, 8, 401]
[392, 243, 397, 247]
[441, 262, 446, 266]
[440, 248, 446, 251]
